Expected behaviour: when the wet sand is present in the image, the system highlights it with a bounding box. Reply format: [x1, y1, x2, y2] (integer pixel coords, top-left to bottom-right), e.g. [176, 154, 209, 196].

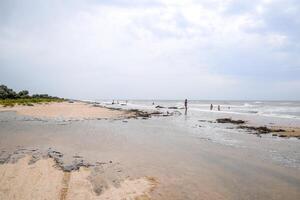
[0, 104, 300, 199]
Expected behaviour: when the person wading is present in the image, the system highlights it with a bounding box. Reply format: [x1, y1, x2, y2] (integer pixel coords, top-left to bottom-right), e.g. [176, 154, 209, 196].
[184, 99, 188, 115]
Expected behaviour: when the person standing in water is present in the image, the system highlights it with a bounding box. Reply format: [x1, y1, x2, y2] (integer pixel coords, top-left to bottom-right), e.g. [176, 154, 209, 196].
[184, 99, 188, 115]
[210, 104, 213, 110]
[218, 105, 221, 111]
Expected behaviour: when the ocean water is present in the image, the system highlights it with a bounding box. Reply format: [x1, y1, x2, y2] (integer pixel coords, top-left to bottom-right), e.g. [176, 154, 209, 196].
[99, 100, 300, 120]
[95, 99, 300, 169]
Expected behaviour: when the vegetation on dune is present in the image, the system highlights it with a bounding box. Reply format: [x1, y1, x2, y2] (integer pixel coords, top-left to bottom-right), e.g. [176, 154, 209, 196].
[0, 85, 64, 107]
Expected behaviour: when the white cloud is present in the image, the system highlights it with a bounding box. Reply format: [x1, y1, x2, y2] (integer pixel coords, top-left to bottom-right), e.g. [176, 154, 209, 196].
[0, 0, 299, 100]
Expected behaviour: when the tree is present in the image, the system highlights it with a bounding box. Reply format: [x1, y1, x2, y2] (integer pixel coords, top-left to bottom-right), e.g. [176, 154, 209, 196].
[18, 90, 29, 98]
[0, 85, 17, 99]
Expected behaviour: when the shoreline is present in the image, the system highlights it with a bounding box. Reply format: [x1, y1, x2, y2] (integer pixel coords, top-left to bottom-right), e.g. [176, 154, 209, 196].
[1, 100, 299, 139]
[0, 100, 178, 120]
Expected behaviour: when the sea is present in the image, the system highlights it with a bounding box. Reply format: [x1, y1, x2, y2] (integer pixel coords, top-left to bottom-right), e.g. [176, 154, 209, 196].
[93, 100, 300, 169]
[98, 100, 300, 120]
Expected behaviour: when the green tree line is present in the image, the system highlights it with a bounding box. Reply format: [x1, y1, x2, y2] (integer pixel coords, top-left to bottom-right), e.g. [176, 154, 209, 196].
[0, 84, 64, 107]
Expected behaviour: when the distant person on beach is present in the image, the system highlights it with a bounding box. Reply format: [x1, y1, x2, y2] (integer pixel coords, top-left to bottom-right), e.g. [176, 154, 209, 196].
[152, 102, 155, 105]
[218, 105, 221, 111]
[184, 99, 188, 115]
[210, 104, 213, 110]
[112, 100, 115, 104]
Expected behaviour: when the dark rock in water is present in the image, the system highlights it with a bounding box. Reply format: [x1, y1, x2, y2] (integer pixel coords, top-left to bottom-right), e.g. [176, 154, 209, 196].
[48, 150, 63, 158]
[155, 105, 165, 109]
[150, 111, 163, 115]
[63, 159, 92, 172]
[168, 106, 178, 109]
[127, 109, 151, 118]
[73, 155, 82, 158]
[278, 134, 287, 138]
[199, 120, 214, 123]
[0, 154, 11, 164]
[216, 118, 245, 124]
[96, 161, 107, 165]
[237, 125, 286, 135]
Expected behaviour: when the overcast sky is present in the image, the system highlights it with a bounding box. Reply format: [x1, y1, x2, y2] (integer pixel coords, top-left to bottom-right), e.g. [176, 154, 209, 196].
[1, 0, 300, 100]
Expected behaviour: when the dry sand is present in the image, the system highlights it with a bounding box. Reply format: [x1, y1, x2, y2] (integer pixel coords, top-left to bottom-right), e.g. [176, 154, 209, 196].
[0, 101, 132, 120]
[0, 156, 157, 200]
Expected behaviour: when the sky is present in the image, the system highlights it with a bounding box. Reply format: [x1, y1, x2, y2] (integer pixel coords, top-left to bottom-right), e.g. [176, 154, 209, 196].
[0, 0, 300, 100]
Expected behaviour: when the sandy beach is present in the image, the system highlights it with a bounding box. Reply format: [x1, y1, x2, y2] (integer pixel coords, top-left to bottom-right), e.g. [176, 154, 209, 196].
[0, 101, 133, 120]
[1, 101, 300, 200]
[0, 155, 157, 200]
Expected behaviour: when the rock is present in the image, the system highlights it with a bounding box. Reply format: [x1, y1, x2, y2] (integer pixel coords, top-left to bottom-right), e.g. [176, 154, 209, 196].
[73, 155, 82, 158]
[237, 125, 286, 135]
[278, 134, 287, 138]
[62, 159, 92, 172]
[150, 111, 163, 115]
[168, 106, 178, 109]
[199, 120, 214, 123]
[216, 118, 245, 124]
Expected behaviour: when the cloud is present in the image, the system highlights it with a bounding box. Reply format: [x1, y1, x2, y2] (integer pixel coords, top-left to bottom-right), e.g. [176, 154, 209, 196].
[0, 0, 299, 100]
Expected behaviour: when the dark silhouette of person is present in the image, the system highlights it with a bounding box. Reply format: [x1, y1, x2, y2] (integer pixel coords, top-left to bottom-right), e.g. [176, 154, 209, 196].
[218, 105, 221, 111]
[184, 99, 188, 115]
[210, 104, 213, 110]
